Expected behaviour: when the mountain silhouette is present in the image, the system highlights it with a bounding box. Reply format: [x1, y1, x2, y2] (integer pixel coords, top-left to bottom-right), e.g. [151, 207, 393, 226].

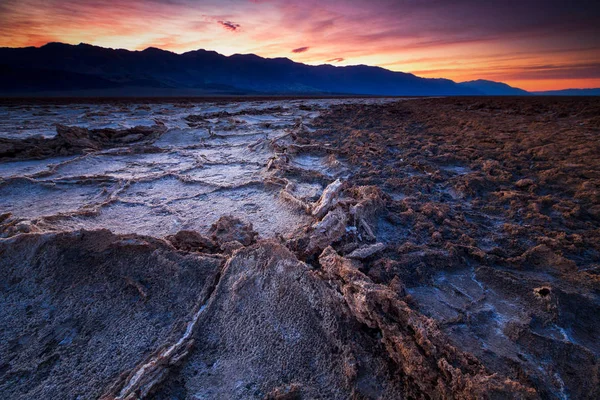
[0, 43, 596, 96]
[532, 88, 600, 96]
[458, 79, 529, 96]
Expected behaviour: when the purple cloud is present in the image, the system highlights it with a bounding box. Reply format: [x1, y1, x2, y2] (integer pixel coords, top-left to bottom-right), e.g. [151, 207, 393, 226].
[292, 46, 309, 53]
[218, 20, 240, 31]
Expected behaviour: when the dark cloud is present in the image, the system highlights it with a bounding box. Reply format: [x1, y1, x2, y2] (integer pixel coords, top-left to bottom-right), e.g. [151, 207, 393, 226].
[364, 0, 600, 38]
[292, 46, 309, 53]
[327, 57, 344, 63]
[218, 20, 240, 31]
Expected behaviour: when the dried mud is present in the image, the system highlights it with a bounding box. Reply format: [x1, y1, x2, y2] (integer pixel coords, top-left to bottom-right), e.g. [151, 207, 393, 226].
[1, 97, 599, 399]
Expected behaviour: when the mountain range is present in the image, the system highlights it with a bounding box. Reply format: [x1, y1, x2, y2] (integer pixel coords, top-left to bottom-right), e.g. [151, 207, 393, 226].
[0, 43, 596, 96]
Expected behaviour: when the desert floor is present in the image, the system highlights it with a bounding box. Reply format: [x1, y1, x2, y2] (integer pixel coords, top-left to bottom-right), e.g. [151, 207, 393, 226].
[1, 97, 598, 399]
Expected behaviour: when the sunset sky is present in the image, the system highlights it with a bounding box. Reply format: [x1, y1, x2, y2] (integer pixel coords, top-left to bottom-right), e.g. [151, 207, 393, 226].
[1, 0, 599, 91]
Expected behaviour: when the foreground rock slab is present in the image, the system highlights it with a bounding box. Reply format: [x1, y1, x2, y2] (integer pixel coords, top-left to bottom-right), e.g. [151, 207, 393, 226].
[151, 242, 405, 399]
[0, 229, 222, 399]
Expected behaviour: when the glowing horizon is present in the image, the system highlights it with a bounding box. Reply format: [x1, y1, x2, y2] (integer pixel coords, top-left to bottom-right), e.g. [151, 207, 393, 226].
[1, 0, 599, 91]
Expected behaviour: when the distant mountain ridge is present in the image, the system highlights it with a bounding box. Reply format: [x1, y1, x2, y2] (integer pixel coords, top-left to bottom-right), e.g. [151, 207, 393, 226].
[532, 88, 600, 96]
[457, 79, 529, 96]
[0, 43, 597, 96]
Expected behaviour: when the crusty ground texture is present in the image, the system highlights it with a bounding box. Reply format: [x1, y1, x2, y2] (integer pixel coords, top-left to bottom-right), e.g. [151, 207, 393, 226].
[1, 97, 599, 399]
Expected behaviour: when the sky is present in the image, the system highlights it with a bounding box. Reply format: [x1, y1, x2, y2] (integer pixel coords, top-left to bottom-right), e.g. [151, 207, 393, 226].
[1, 0, 599, 91]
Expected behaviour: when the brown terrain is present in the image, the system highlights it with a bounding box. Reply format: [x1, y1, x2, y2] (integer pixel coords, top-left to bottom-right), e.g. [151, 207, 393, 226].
[0, 97, 599, 399]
